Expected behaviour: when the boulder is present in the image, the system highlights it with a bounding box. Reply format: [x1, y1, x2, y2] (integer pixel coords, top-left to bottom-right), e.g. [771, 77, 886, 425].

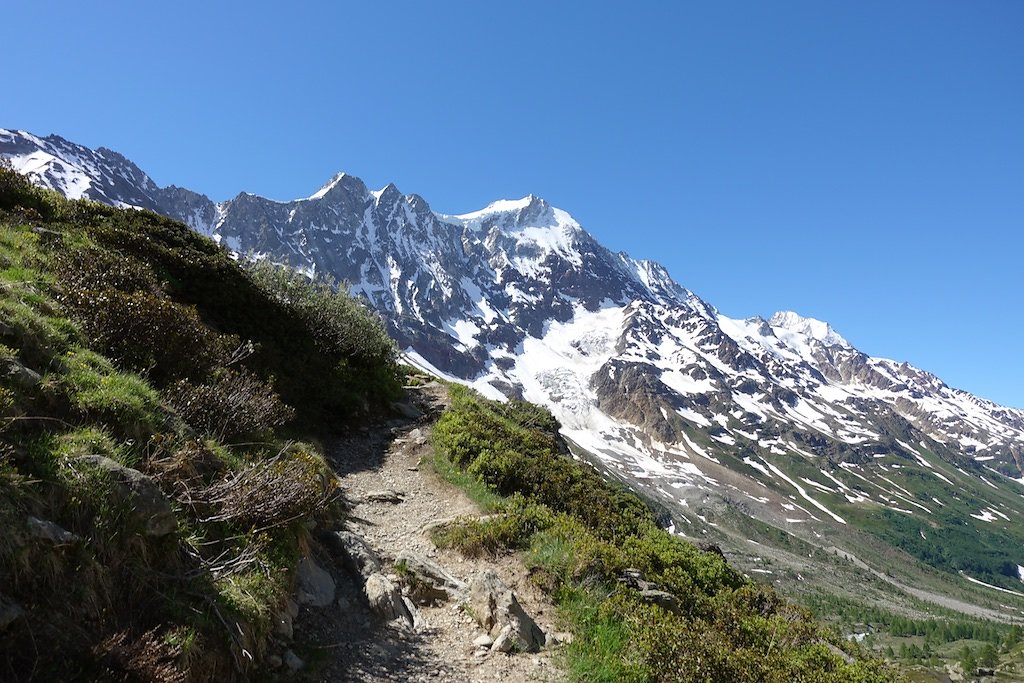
[363, 489, 405, 504]
[365, 573, 414, 627]
[272, 607, 293, 640]
[74, 456, 176, 536]
[323, 530, 382, 581]
[26, 516, 79, 545]
[639, 588, 681, 614]
[0, 597, 23, 631]
[468, 570, 545, 653]
[295, 557, 335, 607]
[1, 358, 41, 389]
[619, 568, 682, 614]
[283, 649, 303, 673]
[390, 400, 422, 420]
[492, 624, 518, 653]
[396, 549, 467, 604]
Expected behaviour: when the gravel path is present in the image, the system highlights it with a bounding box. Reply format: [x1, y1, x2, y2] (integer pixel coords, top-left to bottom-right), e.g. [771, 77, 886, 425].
[284, 382, 565, 683]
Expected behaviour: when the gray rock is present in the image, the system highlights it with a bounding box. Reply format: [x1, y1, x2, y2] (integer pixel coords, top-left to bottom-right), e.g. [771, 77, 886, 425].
[468, 570, 545, 652]
[492, 624, 517, 653]
[396, 549, 467, 604]
[265, 654, 283, 669]
[473, 634, 494, 648]
[402, 595, 421, 630]
[295, 557, 335, 607]
[1, 358, 41, 389]
[390, 400, 422, 420]
[619, 568, 682, 614]
[325, 530, 382, 581]
[639, 588, 681, 614]
[365, 573, 414, 627]
[363, 489, 405, 504]
[0, 597, 24, 631]
[272, 608, 293, 640]
[74, 456, 176, 536]
[26, 516, 78, 545]
[283, 649, 303, 673]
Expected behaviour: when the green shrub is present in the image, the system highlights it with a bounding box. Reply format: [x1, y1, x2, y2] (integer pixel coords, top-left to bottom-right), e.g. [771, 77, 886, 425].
[190, 443, 337, 530]
[165, 367, 294, 440]
[58, 287, 238, 386]
[69, 211, 401, 427]
[247, 261, 396, 366]
[53, 243, 160, 295]
[431, 385, 901, 683]
[434, 384, 655, 541]
[0, 162, 69, 220]
[431, 493, 555, 557]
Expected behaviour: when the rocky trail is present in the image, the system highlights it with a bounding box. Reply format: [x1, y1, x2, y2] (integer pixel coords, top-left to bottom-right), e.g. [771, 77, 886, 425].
[267, 382, 565, 682]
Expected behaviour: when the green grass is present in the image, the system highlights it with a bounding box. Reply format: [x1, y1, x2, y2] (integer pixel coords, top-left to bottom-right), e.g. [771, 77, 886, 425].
[0, 165, 395, 680]
[431, 448, 504, 511]
[58, 349, 163, 435]
[431, 384, 903, 682]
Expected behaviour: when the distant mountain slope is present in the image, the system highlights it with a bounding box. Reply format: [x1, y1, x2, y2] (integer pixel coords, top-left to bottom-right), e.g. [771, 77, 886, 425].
[6, 128, 1024, 613]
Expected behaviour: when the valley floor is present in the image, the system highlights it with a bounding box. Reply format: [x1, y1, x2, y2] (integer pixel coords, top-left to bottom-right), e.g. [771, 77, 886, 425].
[276, 382, 563, 683]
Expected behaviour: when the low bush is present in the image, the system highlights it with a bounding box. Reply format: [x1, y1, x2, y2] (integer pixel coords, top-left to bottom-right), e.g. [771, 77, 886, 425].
[59, 287, 238, 386]
[0, 168, 378, 680]
[431, 493, 556, 557]
[166, 367, 294, 440]
[247, 261, 396, 367]
[431, 385, 901, 682]
[187, 443, 337, 530]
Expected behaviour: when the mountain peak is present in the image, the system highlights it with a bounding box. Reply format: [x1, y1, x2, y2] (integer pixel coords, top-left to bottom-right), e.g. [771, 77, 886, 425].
[452, 195, 542, 221]
[307, 172, 349, 200]
[375, 182, 402, 202]
[769, 310, 849, 347]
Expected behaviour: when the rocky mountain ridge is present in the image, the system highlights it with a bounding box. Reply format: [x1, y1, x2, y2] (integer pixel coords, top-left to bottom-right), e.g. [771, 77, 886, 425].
[6, 128, 1024, 605]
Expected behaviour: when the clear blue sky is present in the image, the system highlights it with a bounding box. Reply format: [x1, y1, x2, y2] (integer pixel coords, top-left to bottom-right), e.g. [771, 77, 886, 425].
[4, 1, 1023, 407]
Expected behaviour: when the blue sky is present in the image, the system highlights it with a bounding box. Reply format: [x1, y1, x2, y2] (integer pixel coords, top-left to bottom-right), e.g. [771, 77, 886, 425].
[4, 1, 1023, 406]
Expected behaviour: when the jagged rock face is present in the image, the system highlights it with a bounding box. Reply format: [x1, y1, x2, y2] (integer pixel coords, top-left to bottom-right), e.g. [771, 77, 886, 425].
[0, 130, 216, 229]
[7, 128, 1024, 548]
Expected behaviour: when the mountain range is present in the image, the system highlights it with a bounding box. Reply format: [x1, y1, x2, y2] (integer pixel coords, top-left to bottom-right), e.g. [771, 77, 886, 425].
[5, 128, 1024, 619]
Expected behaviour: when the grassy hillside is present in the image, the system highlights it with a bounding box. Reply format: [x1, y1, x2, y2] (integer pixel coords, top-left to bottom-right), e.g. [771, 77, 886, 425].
[0, 165, 400, 681]
[0, 162, 904, 681]
[431, 384, 902, 682]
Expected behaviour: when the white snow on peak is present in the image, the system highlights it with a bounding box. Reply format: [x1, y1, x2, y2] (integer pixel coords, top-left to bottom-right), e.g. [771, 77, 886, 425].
[450, 195, 538, 221]
[769, 311, 850, 348]
[307, 172, 348, 201]
[7, 150, 94, 200]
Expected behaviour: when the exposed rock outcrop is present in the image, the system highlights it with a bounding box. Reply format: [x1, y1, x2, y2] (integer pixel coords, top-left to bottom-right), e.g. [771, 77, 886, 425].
[364, 573, 414, 627]
[295, 557, 336, 608]
[396, 549, 467, 605]
[73, 455, 176, 536]
[468, 570, 545, 653]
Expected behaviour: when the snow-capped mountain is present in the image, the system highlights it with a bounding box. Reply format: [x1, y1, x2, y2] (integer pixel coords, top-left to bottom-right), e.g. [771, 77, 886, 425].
[0, 130, 217, 231]
[7, 129, 1024, 606]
